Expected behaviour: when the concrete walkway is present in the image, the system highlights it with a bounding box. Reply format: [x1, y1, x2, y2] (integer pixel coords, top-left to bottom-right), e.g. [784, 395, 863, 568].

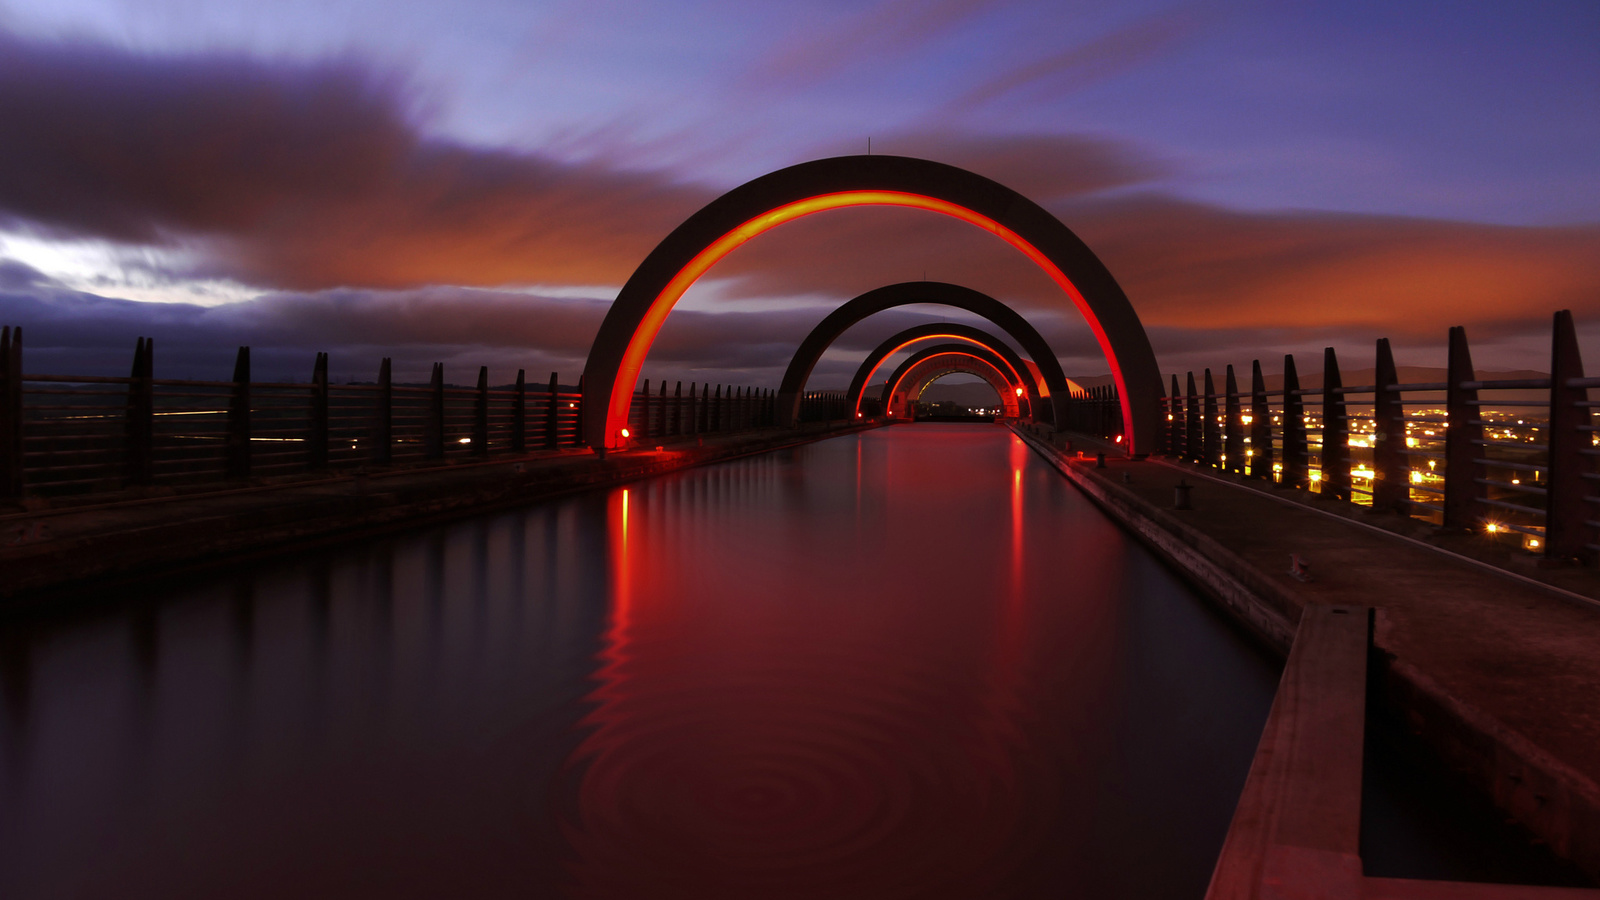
[1017, 427, 1600, 880]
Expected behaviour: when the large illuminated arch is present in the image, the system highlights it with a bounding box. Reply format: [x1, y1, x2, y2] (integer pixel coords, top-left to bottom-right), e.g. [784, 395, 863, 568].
[880, 345, 1019, 419]
[580, 155, 1163, 454]
[844, 323, 1035, 419]
[774, 281, 1073, 428]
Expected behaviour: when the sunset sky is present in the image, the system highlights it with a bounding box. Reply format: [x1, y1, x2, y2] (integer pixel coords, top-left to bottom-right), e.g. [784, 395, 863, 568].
[0, 0, 1596, 387]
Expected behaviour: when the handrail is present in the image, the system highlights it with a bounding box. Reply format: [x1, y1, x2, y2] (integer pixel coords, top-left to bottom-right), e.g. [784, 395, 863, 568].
[1151, 310, 1592, 564]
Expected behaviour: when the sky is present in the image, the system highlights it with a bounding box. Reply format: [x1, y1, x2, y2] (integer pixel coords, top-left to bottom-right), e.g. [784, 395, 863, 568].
[0, 0, 1596, 388]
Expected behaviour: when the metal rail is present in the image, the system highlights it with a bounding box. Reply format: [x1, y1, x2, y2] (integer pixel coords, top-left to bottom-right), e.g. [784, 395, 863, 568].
[1154, 311, 1593, 562]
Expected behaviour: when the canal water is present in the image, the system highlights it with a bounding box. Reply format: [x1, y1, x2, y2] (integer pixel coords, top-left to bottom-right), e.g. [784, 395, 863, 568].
[0, 425, 1584, 897]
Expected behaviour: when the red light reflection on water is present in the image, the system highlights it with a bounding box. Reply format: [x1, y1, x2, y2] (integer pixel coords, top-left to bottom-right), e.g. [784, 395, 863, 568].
[567, 432, 1059, 899]
[1011, 434, 1027, 597]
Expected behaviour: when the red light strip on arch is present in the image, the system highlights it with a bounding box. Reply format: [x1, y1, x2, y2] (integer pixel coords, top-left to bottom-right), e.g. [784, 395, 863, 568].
[889, 351, 1019, 416]
[607, 190, 1109, 443]
[851, 334, 1025, 416]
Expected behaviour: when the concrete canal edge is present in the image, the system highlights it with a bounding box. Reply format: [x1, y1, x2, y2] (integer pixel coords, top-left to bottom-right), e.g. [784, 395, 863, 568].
[0, 421, 882, 613]
[1010, 424, 1600, 882]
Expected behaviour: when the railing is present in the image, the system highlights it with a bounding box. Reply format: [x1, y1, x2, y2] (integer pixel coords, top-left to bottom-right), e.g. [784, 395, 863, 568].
[1156, 310, 1596, 563]
[0, 330, 776, 500]
[797, 390, 850, 424]
[1063, 382, 1123, 441]
[623, 378, 785, 442]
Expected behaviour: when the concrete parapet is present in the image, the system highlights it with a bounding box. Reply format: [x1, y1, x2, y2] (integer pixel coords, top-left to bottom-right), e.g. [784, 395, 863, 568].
[1, 422, 881, 611]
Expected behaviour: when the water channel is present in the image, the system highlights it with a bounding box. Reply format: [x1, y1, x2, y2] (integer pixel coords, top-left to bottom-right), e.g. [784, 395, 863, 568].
[0, 425, 1585, 897]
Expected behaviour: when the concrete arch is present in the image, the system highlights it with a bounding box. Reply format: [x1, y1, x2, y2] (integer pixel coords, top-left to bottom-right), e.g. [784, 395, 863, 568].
[883, 342, 1017, 416]
[775, 281, 1073, 428]
[580, 154, 1163, 454]
[844, 323, 1036, 420]
[904, 361, 1016, 418]
[880, 345, 1019, 419]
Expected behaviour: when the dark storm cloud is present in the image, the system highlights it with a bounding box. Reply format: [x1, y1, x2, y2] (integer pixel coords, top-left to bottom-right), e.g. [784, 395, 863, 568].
[1070, 196, 1600, 337]
[0, 32, 716, 289]
[1, 32, 1594, 381]
[0, 278, 919, 383]
[710, 193, 1600, 342]
[0, 258, 60, 291]
[0, 274, 1077, 387]
[0, 34, 409, 243]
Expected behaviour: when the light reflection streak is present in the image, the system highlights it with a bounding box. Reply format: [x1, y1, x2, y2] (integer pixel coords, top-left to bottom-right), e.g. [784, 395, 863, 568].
[568, 430, 1048, 897]
[610, 488, 632, 644]
[1011, 435, 1026, 596]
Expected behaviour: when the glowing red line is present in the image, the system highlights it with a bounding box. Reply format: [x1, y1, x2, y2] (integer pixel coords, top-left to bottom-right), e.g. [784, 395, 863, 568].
[606, 190, 1127, 446]
[888, 351, 1018, 415]
[854, 335, 1024, 415]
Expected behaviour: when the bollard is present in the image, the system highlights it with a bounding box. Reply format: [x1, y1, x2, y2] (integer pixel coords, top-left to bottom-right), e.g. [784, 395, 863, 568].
[1096, 452, 1106, 469]
[1174, 479, 1193, 510]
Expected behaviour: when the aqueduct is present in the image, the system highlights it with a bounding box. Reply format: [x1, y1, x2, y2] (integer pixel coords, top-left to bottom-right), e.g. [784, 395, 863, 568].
[876, 344, 1021, 419]
[774, 281, 1074, 428]
[842, 323, 1037, 421]
[581, 154, 1163, 454]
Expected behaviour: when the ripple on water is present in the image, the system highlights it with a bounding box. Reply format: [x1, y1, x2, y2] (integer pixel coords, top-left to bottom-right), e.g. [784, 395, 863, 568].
[562, 611, 1063, 899]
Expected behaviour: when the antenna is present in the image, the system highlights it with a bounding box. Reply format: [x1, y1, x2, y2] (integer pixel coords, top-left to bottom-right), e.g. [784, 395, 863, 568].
[867, 137, 871, 155]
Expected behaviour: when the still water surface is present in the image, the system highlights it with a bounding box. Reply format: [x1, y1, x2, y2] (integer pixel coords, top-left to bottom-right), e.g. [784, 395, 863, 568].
[1, 425, 1557, 898]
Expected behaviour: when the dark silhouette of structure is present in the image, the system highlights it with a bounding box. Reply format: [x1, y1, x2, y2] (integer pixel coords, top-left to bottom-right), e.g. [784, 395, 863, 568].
[579, 155, 1163, 454]
[844, 323, 1038, 421]
[774, 281, 1075, 427]
[878, 345, 1020, 418]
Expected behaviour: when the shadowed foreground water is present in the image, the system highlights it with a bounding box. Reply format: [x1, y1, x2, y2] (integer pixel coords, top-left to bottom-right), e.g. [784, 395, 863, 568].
[0, 426, 1577, 897]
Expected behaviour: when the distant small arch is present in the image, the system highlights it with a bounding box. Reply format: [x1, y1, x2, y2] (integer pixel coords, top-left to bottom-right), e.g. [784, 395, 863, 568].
[775, 281, 1073, 427]
[844, 323, 1037, 420]
[880, 345, 1019, 418]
